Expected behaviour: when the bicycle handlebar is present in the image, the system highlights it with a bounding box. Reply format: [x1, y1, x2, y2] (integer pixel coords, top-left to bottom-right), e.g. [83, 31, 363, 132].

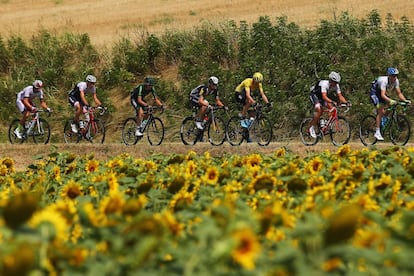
[86, 106, 107, 116]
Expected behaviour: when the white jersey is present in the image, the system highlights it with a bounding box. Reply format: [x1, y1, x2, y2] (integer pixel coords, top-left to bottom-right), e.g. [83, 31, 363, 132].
[376, 76, 399, 91]
[319, 80, 341, 94]
[76, 81, 96, 94]
[17, 85, 44, 101]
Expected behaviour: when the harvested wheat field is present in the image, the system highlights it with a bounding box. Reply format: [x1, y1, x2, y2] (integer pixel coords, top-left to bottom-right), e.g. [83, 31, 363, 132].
[1, 0, 413, 46]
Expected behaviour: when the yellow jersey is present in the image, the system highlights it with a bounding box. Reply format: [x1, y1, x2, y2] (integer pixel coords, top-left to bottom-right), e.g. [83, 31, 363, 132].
[235, 78, 263, 95]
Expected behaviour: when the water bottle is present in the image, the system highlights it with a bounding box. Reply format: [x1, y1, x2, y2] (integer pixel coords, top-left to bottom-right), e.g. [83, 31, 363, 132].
[320, 119, 327, 128]
[84, 112, 90, 122]
[79, 120, 85, 129]
[247, 117, 255, 127]
[381, 116, 388, 128]
[27, 120, 35, 135]
[202, 115, 209, 127]
[141, 119, 148, 129]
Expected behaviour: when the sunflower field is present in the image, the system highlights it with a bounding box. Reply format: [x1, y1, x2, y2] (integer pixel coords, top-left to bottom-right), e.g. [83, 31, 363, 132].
[1, 145, 414, 275]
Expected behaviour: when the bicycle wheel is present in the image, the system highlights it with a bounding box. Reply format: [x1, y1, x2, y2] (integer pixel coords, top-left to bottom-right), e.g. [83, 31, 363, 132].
[390, 114, 411, 146]
[299, 118, 319, 146]
[122, 117, 139, 145]
[64, 120, 81, 143]
[180, 117, 198, 145]
[147, 117, 164, 146]
[207, 116, 226, 146]
[226, 116, 244, 146]
[88, 119, 105, 144]
[8, 119, 24, 144]
[329, 116, 351, 146]
[359, 115, 377, 146]
[31, 118, 51, 144]
[250, 116, 273, 146]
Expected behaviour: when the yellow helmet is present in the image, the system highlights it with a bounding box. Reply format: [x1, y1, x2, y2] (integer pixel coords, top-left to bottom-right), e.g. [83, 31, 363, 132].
[253, 72, 263, 82]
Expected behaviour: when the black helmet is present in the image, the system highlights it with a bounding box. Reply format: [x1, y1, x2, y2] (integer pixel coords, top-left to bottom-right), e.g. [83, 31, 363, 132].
[144, 77, 155, 85]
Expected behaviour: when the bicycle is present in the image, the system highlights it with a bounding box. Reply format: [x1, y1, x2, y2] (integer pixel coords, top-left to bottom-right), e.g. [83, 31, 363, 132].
[9, 109, 51, 144]
[300, 103, 351, 146]
[226, 103, 273, 146]
[121, 106, 165, 146]
[63, 106, 107, 143]
[180, 105, 227, 146]
[359, 101, 411, 146]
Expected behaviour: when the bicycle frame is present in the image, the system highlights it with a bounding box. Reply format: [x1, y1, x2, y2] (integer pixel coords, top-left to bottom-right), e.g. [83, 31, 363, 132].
[9, 109, 51, 144]
[300, 103, 350, 146]
[359, 101, 410, 146]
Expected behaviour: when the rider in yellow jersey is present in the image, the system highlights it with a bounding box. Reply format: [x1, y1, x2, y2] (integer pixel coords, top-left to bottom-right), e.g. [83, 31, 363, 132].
[234, 72, 271, 125]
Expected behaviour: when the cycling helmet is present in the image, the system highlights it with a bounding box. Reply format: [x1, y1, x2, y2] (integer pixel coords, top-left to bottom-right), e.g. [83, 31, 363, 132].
[86, 74, 97, 83]
[253, 72, 263, 82]
[144, 76, 155, 85]
[328, 71, 341, 83]
[33, 80, 43, 89]
[387, 67, 399, 76]
[208, 76, 219, 85]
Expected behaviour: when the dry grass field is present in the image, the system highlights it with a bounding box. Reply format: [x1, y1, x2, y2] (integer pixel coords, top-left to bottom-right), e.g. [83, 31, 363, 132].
[1, 0, 413, 47]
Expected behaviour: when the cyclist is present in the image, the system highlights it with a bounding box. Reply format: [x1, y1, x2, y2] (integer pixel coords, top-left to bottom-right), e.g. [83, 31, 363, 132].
[130, 76, 163, 136]
[369, 67, 411, 141]
[14, 80, 52, 139]
[234, 72, 271, 127]
[189, 76, 226, 130]
[308, 71, 350, 138]
[68, 75, 103, 134]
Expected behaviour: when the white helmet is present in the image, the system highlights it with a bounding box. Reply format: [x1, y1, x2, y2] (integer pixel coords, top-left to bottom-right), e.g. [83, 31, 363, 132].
[33, 80, 43, 89]
[86, 74, 97, 83]
[328, 71, 341, 83]
[208, 76, 219, 85]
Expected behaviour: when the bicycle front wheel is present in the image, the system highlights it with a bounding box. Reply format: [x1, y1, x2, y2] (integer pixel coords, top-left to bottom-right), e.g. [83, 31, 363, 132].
[390, 114, 411, 146]
[32, 118, 51, 144]
[329, 116, 351, 146]
[250, 116, 273, 146]
[208, 116, 226, 146]
[180, 117, 198, 145]
[147, 117, 164, 146]
[359, 115, 377, 146]
[88, 119, 105, 144]
[299, 118, 319, 146]
[64, 120, 81, 144]
[122, 117, 139, 146]
[226, 116, 244, 146]
[8, 119, 24, 144]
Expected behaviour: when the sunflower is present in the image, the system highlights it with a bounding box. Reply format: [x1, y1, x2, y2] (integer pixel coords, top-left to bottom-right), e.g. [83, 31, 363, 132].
[274, 147, 286, 157]
[242, 154, 262, 167]
[65, 161, 77, 174]
[156, 210, 184, 236]
[201, 166, 219, 185]
[322, 257, 344, 272]
[169, 190, 194, 212]
[28, 205, 70, 242]
[50, 165, 61, 181]
[231, 227, 261, 270]
[1, 157, 15, 170]
[248, 174, 276, 193]
[336, 144, 351, 157]
[60, 180, 83, 200]
[324, 204, 361, 246]
[107, 172, 119, 192]
[304, 156, 323, 174]
[185, 160, 197, 175]
[99, 190, 125, 216]
[85, 159, 99, 173]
